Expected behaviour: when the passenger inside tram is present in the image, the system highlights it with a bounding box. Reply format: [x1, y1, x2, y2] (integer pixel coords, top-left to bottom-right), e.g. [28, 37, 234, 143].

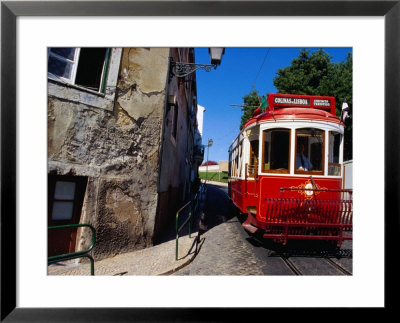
[296, 143, 313, 171]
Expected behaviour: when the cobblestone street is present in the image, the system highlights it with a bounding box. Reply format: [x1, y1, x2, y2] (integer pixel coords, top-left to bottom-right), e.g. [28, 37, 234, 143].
[176, 218, 265, 275]
[173, 182, 352, 276]
[173, 183, 291, 275]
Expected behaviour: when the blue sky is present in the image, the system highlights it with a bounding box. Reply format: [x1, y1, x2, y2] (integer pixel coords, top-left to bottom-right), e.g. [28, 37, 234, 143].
[194, 47, 352, 163]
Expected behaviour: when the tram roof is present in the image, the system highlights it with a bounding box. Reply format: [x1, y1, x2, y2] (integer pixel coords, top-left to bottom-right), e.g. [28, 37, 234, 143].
[242, 107, 342, 129]
[242, 93, 343, 129]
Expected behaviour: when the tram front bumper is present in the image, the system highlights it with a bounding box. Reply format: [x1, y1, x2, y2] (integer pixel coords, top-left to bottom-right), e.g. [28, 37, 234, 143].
[242, 212, 258, 234]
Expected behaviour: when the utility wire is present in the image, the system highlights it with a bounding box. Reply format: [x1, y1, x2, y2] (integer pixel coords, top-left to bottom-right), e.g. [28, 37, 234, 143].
[252, 48, 270, 91]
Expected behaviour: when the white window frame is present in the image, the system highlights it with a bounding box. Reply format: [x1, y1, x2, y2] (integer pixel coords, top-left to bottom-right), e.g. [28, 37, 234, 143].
[294, 127, 325, 176]
[48, 48, 122, 111]
[327, 130, 344, 176]
[259, 127, 291, 175]
[48, 48, 81, 84]
[258, 120, 344, 177]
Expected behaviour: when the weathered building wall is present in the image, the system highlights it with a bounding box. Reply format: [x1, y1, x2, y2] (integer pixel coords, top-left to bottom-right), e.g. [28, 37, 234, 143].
[48, 48, 170, 259]
[154, 48, 199, 243]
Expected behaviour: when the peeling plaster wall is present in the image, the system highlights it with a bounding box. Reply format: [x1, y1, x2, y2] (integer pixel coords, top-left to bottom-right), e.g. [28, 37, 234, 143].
[48, 48, 170, 260]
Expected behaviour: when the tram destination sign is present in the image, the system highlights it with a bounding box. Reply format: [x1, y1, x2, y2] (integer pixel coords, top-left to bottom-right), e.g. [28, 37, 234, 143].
[268, 93, 336, 115]
[313, 99, 332, 107]
[273, 96, 310, 106]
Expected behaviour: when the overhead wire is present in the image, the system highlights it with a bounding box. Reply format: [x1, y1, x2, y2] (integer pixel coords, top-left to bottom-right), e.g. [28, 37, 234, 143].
[252, 48, 271, 92]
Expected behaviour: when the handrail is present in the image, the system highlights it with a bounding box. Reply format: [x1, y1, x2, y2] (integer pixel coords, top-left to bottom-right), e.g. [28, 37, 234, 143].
[48, 223, 96, 275]
[175, 183, 206, 260]
[280, 187, 353, 193]
[280, 187, 353, 196]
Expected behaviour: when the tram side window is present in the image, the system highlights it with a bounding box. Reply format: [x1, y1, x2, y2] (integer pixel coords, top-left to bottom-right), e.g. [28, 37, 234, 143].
[238, 142, 243, 177]
[228, 153, 231, 177]
[248, 140, 259, 177]
[231, 147, 238, 177]
[328, 131, 341, 176]
[230, 142, 243, 177]
[262, 129, 290, 173]
[295, 128, 324, 174]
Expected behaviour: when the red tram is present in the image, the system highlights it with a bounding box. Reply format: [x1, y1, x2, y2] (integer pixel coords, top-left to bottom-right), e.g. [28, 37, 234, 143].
[228, 93, 352, 247]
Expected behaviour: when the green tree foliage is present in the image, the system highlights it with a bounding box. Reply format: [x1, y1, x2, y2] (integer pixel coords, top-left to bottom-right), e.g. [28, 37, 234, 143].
[274, 49, 352, 115]
[274, 49, 352, 160]
[332, 53, 353, 161]
[240, 49, 353, 160]
[239, 89, 261, 129]
[274, 49, 333, 97]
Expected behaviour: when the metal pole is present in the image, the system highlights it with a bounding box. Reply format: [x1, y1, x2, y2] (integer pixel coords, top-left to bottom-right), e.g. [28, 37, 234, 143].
[176, 210, 179, 260]
[206, 144, 209, 182]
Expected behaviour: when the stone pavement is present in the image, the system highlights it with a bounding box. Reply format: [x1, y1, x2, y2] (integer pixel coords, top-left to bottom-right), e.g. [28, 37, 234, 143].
[172, 183, 266, 275]
[173, 219, 265, 275]
[48, 233, 199, 276]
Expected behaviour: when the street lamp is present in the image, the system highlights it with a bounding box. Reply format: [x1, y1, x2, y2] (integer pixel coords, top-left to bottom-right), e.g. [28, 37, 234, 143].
[205, 139, 213, 182]
[209, 48, 225, 66]
[170, 48, 225, 78]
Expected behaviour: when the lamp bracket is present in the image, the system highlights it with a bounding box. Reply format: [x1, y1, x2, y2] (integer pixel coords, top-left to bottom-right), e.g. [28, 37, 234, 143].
[170, 60, 216, 78]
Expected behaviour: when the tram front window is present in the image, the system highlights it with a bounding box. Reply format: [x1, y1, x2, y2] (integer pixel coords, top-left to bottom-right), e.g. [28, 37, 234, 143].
[295, 128, 324, 174]
[262, 129, 290, 173]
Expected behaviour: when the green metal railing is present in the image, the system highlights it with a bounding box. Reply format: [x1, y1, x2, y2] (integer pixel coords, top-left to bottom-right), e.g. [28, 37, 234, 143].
[175, 184, 206, 260]
[48, 223, 96, 275]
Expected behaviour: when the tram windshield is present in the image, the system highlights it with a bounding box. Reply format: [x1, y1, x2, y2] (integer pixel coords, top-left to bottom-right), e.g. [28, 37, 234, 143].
[262, 129, 290, 173]
[232, 126, 342, 178]
[295, 128, 324, 174]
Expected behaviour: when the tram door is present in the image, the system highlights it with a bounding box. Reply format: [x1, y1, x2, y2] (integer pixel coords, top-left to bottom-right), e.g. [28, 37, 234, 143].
[48, 175, 87, 257]
[246, 139, 259, 199]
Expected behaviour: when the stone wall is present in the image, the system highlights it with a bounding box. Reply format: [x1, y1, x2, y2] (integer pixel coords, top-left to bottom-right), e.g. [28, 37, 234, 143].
[48, 48, 170, 260]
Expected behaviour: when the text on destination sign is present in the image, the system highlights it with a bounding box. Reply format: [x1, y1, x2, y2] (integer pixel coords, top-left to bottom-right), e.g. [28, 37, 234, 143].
[274, 97, 310, 106]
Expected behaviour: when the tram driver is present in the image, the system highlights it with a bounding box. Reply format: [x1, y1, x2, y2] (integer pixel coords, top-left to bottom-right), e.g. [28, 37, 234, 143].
[296, 143, 313, 171]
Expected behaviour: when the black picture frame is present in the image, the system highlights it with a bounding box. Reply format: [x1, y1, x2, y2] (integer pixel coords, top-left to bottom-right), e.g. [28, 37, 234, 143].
[1, 1, 397, 321]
